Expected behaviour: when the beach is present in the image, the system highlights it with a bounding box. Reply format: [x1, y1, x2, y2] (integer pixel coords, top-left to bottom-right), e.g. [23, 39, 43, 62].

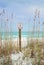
[1, 36, 43, 48]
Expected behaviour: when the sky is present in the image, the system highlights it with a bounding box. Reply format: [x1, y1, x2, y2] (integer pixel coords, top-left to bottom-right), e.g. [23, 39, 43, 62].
[0, 0, 44, 32]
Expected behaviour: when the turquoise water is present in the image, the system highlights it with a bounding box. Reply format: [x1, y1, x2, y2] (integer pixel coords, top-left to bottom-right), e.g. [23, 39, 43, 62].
[0, 32, 44, 39]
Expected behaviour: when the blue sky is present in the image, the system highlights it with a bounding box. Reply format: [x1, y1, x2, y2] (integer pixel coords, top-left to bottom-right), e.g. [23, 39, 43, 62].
[0, 0, 44, 32]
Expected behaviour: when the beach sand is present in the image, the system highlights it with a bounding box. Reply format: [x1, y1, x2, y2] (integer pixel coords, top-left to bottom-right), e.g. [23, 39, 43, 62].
[1, 37, 43, 48]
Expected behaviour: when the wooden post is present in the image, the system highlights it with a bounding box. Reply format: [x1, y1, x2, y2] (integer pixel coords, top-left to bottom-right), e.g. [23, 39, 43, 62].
[17, 23, 22, 52]
[19, 29, 21, 51]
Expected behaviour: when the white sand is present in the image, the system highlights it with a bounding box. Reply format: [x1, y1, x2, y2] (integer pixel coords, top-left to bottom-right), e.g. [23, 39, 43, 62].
[12, 37, 43, 47]
[12, 37, 27, 48]
[1, 37, 43, 48]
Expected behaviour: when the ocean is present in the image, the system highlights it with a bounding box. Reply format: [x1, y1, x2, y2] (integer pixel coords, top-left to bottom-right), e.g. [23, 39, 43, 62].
[0, 31, 44, 39]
